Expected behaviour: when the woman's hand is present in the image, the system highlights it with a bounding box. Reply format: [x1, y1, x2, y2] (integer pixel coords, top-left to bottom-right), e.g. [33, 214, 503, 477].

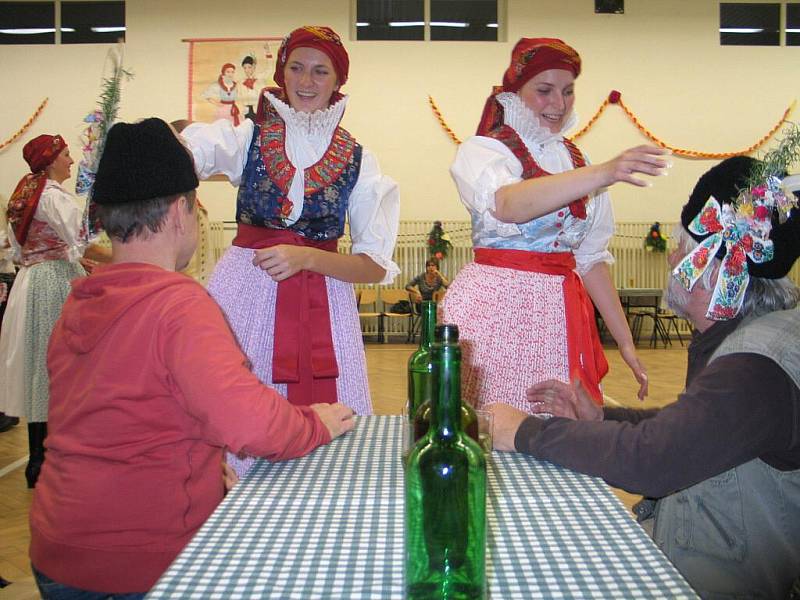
[252, 245, 313, 281]
[409, 290, 423, 303]
[600, 145, 671, 188]
[526, 379, 603, 421]
[619, 342, 648, 400]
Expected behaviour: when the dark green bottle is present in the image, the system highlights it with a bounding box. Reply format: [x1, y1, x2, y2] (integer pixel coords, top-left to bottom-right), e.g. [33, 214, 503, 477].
[412, 322, 478, 443]
[407, 301, 437, 420]
[405, 324, 486, 600]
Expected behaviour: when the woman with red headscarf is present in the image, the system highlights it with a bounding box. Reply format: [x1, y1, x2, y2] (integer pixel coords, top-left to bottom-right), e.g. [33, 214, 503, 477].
[181, 26, 399, 477]
[443, 38, 669, 414]
[0, 135, 89, 487]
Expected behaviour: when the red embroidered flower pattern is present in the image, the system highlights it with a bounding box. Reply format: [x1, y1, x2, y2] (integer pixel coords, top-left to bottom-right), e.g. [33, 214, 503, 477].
[754, 205, 771, 220]
[741, 234, 754, 252]
[699, 207, 720, 231]
[713, 305, 738, 319]
[725, 246, 746, 275]
[692, 247, 709, 269]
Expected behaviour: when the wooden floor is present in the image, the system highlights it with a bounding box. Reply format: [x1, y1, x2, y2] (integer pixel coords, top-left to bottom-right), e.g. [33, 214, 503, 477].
[0, 339, 688, 597]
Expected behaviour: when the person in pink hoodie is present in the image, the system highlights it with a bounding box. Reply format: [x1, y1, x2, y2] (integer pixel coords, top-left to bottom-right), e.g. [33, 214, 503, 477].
[28, 118, 355, 598]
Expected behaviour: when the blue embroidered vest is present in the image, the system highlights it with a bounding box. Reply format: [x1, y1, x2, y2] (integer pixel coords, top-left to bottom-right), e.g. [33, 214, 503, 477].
[235, 113, 363, 241]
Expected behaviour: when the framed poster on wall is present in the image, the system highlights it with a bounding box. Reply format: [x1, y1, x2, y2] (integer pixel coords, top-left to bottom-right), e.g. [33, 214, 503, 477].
[183, 37, 284, 123]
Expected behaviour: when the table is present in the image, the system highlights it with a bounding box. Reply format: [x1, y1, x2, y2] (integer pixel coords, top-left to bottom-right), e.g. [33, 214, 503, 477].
[147, 416, 697, 599]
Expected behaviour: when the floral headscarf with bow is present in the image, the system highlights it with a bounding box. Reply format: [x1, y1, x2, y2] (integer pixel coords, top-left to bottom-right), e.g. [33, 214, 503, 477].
[673, 130, 800, 320]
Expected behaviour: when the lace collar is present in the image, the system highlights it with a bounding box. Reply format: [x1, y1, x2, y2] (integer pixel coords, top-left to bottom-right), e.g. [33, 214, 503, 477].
[265, 92, 348, 141]
[496, 92, 578, 147]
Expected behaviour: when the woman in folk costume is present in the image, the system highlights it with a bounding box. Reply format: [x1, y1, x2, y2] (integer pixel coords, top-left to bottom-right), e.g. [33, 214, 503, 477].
[443, 38, 669, 412]
[182, 26, 399, 476]
[0, 135, 88, 487]
[202, 62, 241, 125]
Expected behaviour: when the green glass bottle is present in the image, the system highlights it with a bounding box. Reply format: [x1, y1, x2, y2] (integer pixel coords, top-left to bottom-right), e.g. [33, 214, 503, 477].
[405, 324, 486, 600]
[412, 321, 478, 444]
[407, 301, 437, 420]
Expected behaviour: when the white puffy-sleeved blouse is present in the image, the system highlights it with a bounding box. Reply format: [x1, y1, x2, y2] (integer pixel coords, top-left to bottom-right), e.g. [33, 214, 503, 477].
[8, 180, 86, 264]
[450, 92, 614, 276]
[183, 93, 400, 284]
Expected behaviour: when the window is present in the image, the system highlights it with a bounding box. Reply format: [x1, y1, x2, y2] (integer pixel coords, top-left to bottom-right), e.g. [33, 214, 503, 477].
[0, 2, 55, 45]
[356, 0, 500, 41]
[357, 0, 424, 40]
[787, 3, 800, 45]
[595, 0, 624, 14]
[61, 1, 124, 44]
[430, 0, 497, 41]
[0, 0, 124, 44]
[719, 2, 780, 46]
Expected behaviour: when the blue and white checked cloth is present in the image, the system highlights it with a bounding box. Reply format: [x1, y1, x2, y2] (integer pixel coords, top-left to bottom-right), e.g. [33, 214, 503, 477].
[148, 416, 696, 599]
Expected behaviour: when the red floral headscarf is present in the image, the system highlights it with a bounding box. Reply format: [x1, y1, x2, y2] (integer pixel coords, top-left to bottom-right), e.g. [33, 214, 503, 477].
[8, 134, 68, 245]
[477, 38, 581, 135]
[273, 26, 349, 88]
[23, 134, 67, 174]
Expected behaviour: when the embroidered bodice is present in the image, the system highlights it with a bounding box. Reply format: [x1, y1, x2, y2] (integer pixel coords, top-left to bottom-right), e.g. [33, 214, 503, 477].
[235, 94, 362, 240]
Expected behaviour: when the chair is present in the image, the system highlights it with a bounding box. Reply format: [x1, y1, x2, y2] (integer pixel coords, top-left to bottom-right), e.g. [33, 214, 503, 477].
[357, 288, 383, 342]
[630, 308, 685, 348]
[380, 288, 414, 343]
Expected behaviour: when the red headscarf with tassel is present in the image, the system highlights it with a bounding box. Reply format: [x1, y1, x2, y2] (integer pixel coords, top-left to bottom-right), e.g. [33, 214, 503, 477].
[7, 134, 67, 246]
[477, 38, 581, 136]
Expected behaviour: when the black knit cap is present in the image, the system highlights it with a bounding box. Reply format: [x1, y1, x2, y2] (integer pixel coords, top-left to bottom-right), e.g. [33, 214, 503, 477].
[681, 156, 800, 279]
[92, 118, 198, 204]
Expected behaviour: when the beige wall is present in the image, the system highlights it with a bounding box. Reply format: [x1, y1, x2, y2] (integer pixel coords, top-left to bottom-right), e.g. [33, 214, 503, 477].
[1, 0, 798, 224]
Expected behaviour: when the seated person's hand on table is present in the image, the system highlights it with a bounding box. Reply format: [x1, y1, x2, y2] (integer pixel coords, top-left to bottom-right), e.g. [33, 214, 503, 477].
[222, 460, 239, 492]
[487, 403, 530, 452]
[526, 379, 603, 422]
[311, 403, 356, 440]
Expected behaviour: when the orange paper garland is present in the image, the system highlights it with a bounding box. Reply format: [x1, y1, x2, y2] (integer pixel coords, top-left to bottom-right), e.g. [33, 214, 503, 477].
[429, 91, 795, 159]
[0, 98, 49, 152]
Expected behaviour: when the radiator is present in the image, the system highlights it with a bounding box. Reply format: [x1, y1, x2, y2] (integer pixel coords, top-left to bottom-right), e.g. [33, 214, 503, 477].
[199, 220, 800, 339]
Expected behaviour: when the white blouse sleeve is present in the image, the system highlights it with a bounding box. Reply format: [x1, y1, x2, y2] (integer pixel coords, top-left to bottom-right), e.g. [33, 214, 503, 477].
[348, 148, 400, 285]
[36, 184, 86, 262]
[182, 119, 255, 186]
[574, 187, 615, 276]
[449, 136, 523, 238]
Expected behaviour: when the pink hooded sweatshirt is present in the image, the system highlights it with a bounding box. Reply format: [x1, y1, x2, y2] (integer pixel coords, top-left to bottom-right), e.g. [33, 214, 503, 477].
[30, 263, 330, 593]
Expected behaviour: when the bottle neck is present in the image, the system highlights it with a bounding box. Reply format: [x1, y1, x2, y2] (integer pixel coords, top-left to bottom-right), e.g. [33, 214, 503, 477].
[431, 343, 461, 439]
[419, 301, 436, 350]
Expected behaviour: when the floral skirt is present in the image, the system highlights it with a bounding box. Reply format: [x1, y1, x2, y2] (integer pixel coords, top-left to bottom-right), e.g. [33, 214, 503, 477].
[441, 261, 570, 413]
[208, 246, 372, 477]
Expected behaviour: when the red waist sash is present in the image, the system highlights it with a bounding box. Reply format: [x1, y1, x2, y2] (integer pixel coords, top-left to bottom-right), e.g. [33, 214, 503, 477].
[474, 248, 608, 405]
[220, 100, 241, 126]
[233, 224, 339, 406]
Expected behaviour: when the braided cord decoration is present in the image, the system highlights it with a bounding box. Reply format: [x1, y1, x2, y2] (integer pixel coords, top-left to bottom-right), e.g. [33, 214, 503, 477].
[429, 90, 795, 159]
[0, 99, 49, 152]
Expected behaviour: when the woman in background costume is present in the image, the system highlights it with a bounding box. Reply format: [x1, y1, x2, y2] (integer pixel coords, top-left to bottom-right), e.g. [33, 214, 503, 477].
[443, 38, 669, 413]
[0, 135, 87, 487]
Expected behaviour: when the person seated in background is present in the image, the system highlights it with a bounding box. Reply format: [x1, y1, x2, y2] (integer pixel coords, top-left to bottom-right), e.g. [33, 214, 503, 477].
[405, 257, 449, 303]
[28, 118, 354, 599]
[490, 156, 800, 599]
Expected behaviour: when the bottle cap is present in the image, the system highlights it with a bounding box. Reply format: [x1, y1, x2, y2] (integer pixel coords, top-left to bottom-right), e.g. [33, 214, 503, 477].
[434, 323, 459, 343]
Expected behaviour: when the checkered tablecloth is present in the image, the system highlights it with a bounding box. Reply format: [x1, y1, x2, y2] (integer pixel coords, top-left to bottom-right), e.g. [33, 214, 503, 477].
[147, 416, 697, 599]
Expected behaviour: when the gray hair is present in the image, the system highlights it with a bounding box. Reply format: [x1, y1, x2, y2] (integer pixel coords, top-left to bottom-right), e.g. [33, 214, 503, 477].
[672, 227, 800, 318]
